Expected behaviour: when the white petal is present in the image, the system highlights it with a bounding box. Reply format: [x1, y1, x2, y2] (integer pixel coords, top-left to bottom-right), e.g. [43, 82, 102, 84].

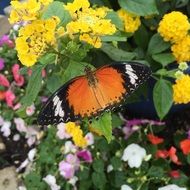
[121, 184, 133, 190]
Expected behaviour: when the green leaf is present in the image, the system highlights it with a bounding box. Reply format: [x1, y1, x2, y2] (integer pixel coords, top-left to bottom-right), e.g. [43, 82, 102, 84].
[46, 75, 63, 93]
[42, 1, 71, 26]
[92, 172, 107, 189]
[110, 157, 122, 170]
[147, 166, 165, 178]
[147, 33, 170, 55]
[61, 60, 94, 84]
[118, 0, 158, 16]
[109, 171, 125, 188]
[21, 65, 43, 106]
[101, 43, 137, 61]
[92, 159, 104, 173]
[153, 79, 173, 119]
[152, 53, 175, 67]
[134, 24, 149, 50]
[101, 35, 127, 42]
[91, 112, 113, 143]
[39, 53, 56, 65]
[105, 11, 124, 30]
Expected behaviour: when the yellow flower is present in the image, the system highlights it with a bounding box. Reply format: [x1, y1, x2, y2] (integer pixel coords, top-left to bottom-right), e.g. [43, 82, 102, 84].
[117, 9, 141, 33]
[65, 0, 116, 48]
[80, 34, 102, 48]
[9, 0, 52, 24]
[171, 35, 190, 63]
[39, 0, 53, 6]
[158, 11, 190, 43]
[64, 0, 90, 17]
[16, 18, 58, 66]
[173, 75, 190, 104]
[65, 122, 87, 148]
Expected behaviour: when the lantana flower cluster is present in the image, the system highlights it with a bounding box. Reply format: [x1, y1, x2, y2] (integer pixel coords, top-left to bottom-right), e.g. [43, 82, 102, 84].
[65, 0, 116, 48]
[9, 0, 118, 66]
[117, 9, 141, 33]
[158, 11, 190, 63]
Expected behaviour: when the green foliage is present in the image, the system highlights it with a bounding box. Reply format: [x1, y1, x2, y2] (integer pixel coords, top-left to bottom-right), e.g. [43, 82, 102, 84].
[42, 1, 72, 26]
[91, 112, 113, 143]
[118, 0, 159, 16]
[152, 53, 175, 67]
[147, 33, 171, 55]
[101, 43, 137, 61]
[21, 65, 43, 107]
[153, 79, 173, 119]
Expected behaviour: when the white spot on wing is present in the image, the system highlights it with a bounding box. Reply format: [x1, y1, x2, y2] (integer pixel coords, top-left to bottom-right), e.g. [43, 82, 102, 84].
[125, 64, 138, 85]
[53, 96, 65, 117]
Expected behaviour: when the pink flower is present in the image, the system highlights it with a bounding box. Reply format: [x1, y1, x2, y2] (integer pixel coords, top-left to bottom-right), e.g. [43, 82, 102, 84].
[42, 69, 46, 78]
[0, 35, 14, 48]
[26, 104, 35, 116]
[77, 150, 93, 163]
[14, 118, 27, 133]
[59, 161, 75, 179]
[40, 96, 48, 103]
[0, 74, 10, 87]
[56, 123, 71, 140]
[66, 154, 80, 170]
[85, 132, 94, 146]
[0, 58, 5, 70]
[12, 64, 24, 86]
[13, 103, 21, 110]
[5, 90, 15, 108]
[59, 154, 80, 179]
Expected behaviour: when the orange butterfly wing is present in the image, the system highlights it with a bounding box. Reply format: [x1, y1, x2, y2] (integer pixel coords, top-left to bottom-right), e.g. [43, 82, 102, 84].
[67, 67, 126, 117]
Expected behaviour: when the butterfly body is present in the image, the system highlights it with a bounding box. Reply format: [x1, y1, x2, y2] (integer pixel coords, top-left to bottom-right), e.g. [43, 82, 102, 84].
[38, 62, 151, 125]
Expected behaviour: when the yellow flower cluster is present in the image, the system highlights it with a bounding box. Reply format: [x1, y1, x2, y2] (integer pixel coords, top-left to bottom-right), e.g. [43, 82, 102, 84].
[9, 0, 53, 24]
[158, 11, 190, 43]
[171, 36, 190, 62]
[158, 11, 190, 63]
[117, 9, 141, 33]
[16, 18, 58, 66]
[173, 75, 190, 104]
[65, 122, 87, 148]
[65, 0, 116, 48]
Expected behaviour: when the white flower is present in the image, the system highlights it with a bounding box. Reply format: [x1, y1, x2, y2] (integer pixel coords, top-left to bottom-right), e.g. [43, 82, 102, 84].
[107, 165, 113, 173]
[122, 143, 146, 168]
[121, 184, 133, 190]
[158, 184, 187, 190]
[14, 118, 27, 133]
[13, 134, 20, 141]
[18, 186, 27, 190]
[56, 123, 71, 139]
[16, 159, 29, 172]
[43, 175, 60, 190]
[26, 103, 35, 116]
[0, 116, 4, 126]
[0, 121, 11, 137]
[68, 176, 78, 186]
[28, 148, 36, 162]
[64, 141, 77, 154]
[85, 132, 94, 146]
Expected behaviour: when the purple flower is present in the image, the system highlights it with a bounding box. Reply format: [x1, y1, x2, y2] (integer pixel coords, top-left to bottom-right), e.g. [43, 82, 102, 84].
[187, 130, 190, 139]
[59, 154, 80, 179]
[0, 35, 14, 48]
[59, 161, 75, 179]
[0, 58, 4, 70]
[66, 154, 80, 170]
[77, 150, 93, 163]
[123, 119, 165, 139]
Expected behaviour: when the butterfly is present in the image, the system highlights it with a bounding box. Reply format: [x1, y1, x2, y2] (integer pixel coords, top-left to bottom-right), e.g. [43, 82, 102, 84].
[38, 62, 151, 125]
